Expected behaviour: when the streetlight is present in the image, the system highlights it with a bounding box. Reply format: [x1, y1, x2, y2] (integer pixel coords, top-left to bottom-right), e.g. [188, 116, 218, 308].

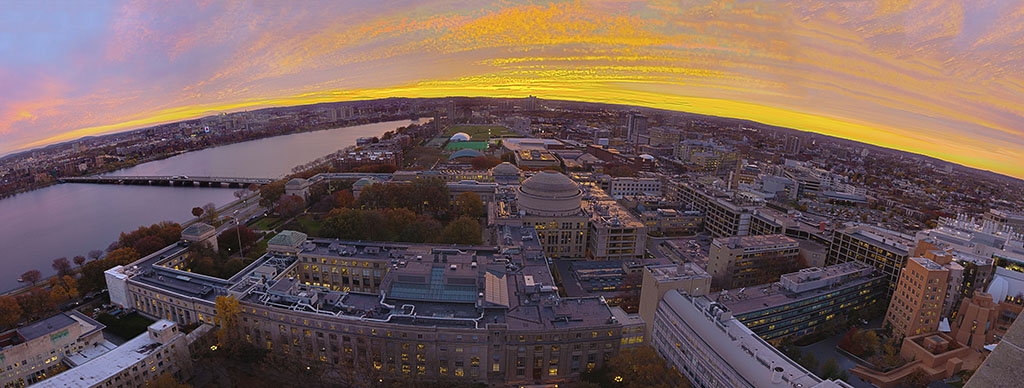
[227, 210, 244, 258]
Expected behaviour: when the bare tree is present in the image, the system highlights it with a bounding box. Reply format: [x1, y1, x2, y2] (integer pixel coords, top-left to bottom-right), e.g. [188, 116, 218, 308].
[87, 249, 103, 260]
[52, 257, 72, 277]
[20, 270, 41, 285]
[73, 255, 86, 269]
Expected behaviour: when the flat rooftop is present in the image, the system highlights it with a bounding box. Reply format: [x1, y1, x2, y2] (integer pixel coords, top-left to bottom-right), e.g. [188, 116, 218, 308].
[41, 322, 175, 388]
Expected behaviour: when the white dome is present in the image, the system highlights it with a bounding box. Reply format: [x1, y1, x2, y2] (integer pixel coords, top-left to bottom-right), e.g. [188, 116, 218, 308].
[988, 276, 1009, 303]
[450, 132, 471, 142]
[640, 154, 655, 161]
[516, 171, 582, 216]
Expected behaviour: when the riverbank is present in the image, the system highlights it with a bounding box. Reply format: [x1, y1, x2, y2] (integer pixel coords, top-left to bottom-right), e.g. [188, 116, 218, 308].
[0, 115, 422, 201]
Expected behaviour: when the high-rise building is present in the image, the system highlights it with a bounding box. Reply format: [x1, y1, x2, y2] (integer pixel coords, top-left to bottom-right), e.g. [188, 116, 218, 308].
[825, 223, 914, 295]
[707, 234, 801, 290]
[626, 112, 647, 146]
[885, 257, 949, 339]
[784, 135, 802, 154]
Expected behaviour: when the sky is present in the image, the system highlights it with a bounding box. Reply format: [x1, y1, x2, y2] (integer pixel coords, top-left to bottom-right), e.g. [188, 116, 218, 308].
[0, 0, 1022, 178]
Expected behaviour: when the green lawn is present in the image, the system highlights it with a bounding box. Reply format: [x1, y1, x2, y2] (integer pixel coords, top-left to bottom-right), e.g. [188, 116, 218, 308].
[444, 124, 514, 140]
[248, 216, 282, 230]
[444, 141, 489, 151]
[283, 214, 323, 237]
[96, 312, 155, 340]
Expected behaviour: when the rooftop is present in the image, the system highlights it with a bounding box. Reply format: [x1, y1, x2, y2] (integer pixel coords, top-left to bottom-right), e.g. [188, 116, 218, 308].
[40, 321, 178, 388]
[712, 234, 799, 251]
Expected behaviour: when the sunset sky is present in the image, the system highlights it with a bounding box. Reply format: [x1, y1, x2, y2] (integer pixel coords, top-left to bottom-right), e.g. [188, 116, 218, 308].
[1, 1, 1022, 178]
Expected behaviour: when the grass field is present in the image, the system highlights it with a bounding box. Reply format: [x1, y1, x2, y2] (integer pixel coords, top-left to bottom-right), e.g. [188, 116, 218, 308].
[248, 216, 283, 230]
[444, 124, 514, 140]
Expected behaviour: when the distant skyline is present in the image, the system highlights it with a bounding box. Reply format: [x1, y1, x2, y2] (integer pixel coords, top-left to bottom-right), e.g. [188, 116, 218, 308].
[1, 1, 1022, 178]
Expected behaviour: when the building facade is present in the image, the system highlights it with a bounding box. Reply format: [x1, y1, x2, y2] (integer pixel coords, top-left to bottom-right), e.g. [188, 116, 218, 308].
[708, 234, 801, 290]
[826, 224, 914, 295]
[884, 257, 949, 339]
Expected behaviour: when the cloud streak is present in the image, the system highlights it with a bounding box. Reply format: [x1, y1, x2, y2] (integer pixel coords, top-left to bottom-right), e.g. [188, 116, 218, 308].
[0, 0, 1022, 178]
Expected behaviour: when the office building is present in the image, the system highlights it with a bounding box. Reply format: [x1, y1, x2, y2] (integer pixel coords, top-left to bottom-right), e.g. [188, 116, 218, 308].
[582, 185, 646, 261]
[720, 262, 885, 343]
[708, 235, 800, 290]
[625, 112, 647, 147]
[826, 223, 914, 295]
[0, 312, 105, 387]
[650, 290, 852, 388]
[638, 263, 712, 336]
[885, 257, 949, 339]
[104, 225, 633, 386]
[669, 180, 760, 238]
[40, 321, 196, 388]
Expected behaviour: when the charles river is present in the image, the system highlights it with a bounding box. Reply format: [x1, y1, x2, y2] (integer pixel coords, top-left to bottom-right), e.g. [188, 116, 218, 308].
[0, 119, 414, 292]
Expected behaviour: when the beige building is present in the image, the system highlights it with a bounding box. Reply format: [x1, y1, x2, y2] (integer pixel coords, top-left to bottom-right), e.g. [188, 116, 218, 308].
[582, 186, 646, 261]
[707, 234, 800, 290]
[0, 312, 105, 388]
[637, 263, 711, 336]
[516, 171, 589, 258]
[40, 320, 196, 388]
[885, 257, 950, 339]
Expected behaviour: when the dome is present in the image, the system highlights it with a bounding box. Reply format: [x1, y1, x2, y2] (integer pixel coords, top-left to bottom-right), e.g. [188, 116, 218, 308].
[449, 132, 471, 142]
[448, 149, 484, 160]
[988, 276, 1009, 303]
[491, 162, 520, 176]
[639, 154, 655, 161]
[516, 171, 582, 216]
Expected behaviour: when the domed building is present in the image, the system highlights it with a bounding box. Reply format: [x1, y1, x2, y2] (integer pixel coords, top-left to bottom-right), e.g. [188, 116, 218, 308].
[490, 162, 521, 185]
[517, 171, 582, 217]
[449, 132, 471, 142]
[515, 171, 589, 258]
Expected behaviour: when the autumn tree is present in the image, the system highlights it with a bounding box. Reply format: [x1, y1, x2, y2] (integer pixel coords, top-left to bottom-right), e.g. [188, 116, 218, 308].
[454, 192, 484, 219]
[439, 217, 482, 245]
[87, 249, 103, 260]
[582, 345, 690, 388]
[149, 373, 194, 388]
[470, 156, 501, 170]
[73, 255, 86, 269]
[218, 225, 259, 255]
[259, 180, 287, 207]
[819, 357, 848, 381]
[276, 194, 306, 217]
[52, 257, 72, 277]
[192, 206, 205, 218]
[334, 189, 355, 209]
[215, 295, 243, 350]
[21, 269, 41, 285]
[17, 288, 55, 319]
[0, 296, 23, 328]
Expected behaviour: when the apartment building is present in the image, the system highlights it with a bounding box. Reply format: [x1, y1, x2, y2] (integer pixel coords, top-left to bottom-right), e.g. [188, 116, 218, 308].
[885, 258, 950, 339]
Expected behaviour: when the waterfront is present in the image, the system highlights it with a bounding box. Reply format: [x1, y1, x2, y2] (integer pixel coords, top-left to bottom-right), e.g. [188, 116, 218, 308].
[0, 119, 412, 292]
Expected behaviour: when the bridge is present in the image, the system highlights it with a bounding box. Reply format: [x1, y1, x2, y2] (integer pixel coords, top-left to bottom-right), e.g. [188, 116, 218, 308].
[59, 175, 274, 188]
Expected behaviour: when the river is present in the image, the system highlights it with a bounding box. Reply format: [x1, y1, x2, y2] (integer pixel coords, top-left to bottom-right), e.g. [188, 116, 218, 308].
[0, 119, 413, 292]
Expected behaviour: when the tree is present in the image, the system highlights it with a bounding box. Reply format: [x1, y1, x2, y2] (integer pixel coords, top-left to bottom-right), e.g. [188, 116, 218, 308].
[51, 285, 70, 302]
[149, 373, 193, 388]
[276, 194, 306, 217]
[202, 202, 218, 224]
[470, 156, 501, 170]
[218, 225, 259, 255]
[215, 295, 242, 349]
[17, 288, 55, 319]
[439, 217, 482, 245]
[88, 249, 103, 260]
[607, 165, 637, 177]
[582, 346, 690, 388]
[21, 269, 41, 285]
[192, 206, 205, 218]
[820, 357, 848, 381]
[73, 255, 86, 269]
[52, 257, 72, 277]
[334, 189, 355, 209]
[799, 353, 819, 373]
[454, 192, 484, 218]
[0, 296, 23, 328]
[259, 180, 287, 207]
[106, 247, 141, 265]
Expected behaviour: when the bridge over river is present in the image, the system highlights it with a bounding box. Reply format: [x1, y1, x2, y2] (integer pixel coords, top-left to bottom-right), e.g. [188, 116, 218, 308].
[59, 175, 274, 188]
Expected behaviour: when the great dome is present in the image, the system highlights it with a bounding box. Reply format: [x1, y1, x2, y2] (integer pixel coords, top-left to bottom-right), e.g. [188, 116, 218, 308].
[491, 162, 520, 177]
[516, 171, 582, 216]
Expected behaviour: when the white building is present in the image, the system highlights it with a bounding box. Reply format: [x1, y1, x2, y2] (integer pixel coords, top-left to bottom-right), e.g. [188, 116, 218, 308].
[651, 290, 852, 388]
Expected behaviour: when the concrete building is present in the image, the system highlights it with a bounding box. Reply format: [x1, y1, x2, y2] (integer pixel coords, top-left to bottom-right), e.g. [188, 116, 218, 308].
[284, 177, 311, 200]
[582, 186, 646, 261]
[103, 225, 636, 386]
[651, 291, 852, 388]
[0, 312, 105, 388]
[669, 180, 761, 238]
[625, 112, 647, 147]
[605, 177, 661, 198]
[708, 234, 801, 290]
[885, 257, 950, 339]
[826, 223, 914, 295]
[983, 209, 1024, 234]
[720, 262, 885, 344]
[637, 263, 712, 336]
[40, 321, 195, 388]
[516, 171, 589, 258]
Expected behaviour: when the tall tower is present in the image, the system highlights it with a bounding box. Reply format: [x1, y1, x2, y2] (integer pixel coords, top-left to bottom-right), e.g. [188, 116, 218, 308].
[626, 112, 647, 147]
